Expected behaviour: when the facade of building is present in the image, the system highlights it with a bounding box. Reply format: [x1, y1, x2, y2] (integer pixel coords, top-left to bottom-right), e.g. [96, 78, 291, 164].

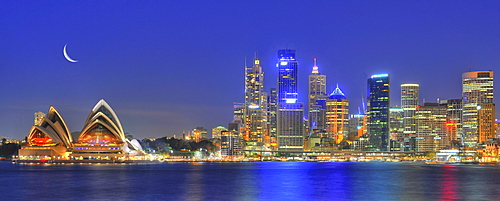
[276, 49, 305, 152]
[348, 114, 367, 141]
[440, 99, 462, 144]
[244, 56, 267, 144]
[367, 74, 390, 151]
[416, 103, 448, 152]
[212, 126, 227, 139]
[220, 130, 243, 156]
[389, 107, 404, 151]
[192, 127, 208, 142]
[478, 103, 496, 142]
[326, 86, 349, 144]
[308, 58, 327, 131]
[401, 83, 419, 151]
[462, 70, 494, 147]
[34, 111, 46, 126]
[233, 103, 245, 125]
[267, 87, 278, 145]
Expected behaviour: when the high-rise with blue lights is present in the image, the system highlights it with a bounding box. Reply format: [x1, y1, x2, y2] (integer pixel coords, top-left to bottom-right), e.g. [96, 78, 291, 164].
[308, 58, 327, 131]
[367, 74, 390, 151]
[277, 49, 304, 152]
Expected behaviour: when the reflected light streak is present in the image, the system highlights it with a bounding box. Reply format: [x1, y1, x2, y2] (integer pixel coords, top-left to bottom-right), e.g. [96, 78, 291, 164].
[440, 165, 458, 200]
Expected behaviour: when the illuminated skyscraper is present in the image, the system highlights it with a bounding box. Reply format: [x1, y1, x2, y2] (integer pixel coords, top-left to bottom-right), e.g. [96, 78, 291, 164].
[277, 49, 304, 152]
[416, 103, 448, 152]
[267, 87, 278, 144]
[440, 99, 462, 144]
[389, 107, 404, 151]
[462, 70, 494, 147]
[244, 55, 267, 143]
[326, 85, 349, 144]
[308, 58, 327, 131]
[401, 84, 419, 151]
[478, 103, 496, 142]
[367, 74, 390, 151]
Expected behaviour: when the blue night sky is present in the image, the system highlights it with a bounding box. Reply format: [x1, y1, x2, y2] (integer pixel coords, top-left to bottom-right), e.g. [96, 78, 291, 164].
[1, 1, 499, 140]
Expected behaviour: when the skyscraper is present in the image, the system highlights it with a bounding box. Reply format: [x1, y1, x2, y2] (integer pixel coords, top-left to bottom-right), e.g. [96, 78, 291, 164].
[367, 74, 390, 151]
[389, 107, 404, 151]
[401, 84, 419, 151]
[416, 103, 448, 152]
[462, 70, 494, 147]
[326, 85, 349, 144]
[267, 87, 278, 145]
[244, 55, 267, 144]
[440, 99, 462, 145]
[277, 49, 304, 152]
[478, 103, 496, 143]
[308, 58, 327, 131]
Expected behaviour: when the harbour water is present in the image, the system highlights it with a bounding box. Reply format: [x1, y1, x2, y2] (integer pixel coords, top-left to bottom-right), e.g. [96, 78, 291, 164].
[1, 161, 499, 200]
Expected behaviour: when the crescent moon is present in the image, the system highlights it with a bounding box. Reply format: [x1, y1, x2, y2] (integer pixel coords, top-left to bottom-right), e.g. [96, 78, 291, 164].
[63, 44, 78, 63]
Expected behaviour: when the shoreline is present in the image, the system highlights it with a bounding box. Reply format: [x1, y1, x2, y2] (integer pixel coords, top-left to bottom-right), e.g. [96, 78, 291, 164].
[10, 159, 497, 165]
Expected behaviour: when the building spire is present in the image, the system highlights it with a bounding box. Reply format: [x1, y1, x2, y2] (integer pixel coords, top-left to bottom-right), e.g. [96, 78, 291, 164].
[329, 84, 346, 99]
[312, 58, 319, 74]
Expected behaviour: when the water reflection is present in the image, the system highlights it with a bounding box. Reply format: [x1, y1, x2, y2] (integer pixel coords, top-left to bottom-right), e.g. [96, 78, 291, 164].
[2, 162, 500, 200]
[185, 163, 204, 201]
[257, 162, 311, 200]
[440, 165, 458, 200]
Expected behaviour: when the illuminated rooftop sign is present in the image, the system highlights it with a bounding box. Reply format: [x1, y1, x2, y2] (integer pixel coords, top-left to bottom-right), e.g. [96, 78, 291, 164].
[371, 74, 389, 78]
[401, 83, 419, 87]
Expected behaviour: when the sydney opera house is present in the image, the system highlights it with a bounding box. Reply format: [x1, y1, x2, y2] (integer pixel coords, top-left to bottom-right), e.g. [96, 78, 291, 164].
[18, 99, 144, 161]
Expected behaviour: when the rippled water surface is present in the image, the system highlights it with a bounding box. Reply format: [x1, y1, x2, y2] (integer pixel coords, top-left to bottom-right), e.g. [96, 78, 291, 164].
[1, 161, 499, 200]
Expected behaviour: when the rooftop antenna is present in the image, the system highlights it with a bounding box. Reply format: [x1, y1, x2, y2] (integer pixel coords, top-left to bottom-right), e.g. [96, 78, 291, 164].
[312, 58, 319, 74]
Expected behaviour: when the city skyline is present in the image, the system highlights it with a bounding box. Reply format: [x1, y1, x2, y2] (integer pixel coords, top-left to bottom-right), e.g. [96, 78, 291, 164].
[1, 1, 499, 140]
